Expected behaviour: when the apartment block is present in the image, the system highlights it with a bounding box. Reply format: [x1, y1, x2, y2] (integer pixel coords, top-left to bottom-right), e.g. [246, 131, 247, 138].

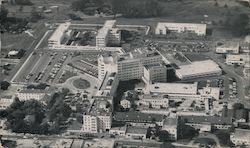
[82, 96, 113, 133]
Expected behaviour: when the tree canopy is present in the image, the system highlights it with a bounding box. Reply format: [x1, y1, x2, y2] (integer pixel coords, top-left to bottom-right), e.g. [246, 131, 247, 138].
[158, 130, 170, 142]
[112, 0, 163, 18]
[0, 81, 10, 90]
[2, 90, 72, 135]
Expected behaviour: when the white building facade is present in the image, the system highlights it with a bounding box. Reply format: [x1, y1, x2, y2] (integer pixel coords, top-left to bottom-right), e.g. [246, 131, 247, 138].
[117, 50, 162, 81]
[155, 22, 206, 36]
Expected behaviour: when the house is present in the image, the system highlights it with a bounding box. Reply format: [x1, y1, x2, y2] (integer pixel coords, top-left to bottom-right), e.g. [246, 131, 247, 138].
[0, 96, 14, 110]
[125, 126, 148, 140]
[216, 42, 239, 54]
[161, 117, 178, 140]
[16, 89, 51, 101]
[225, 54, 247, 66]
[109, 125, 127, 136]
[180, 116, 232, 130]
[109, 125, 148, 140]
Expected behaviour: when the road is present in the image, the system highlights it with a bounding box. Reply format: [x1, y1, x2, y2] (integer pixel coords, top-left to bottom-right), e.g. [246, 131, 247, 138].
[204, 51, 250, 108]
[5, 23, 47, 82]
[10, 30, 51, 83]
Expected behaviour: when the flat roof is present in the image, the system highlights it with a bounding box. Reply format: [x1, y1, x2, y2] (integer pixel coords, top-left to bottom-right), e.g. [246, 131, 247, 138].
[226, 54, 248, 62]
[88, 96, 113, 116]
[157, 22, 206, 29]
[144, 63, 163, 70]
[233, 128, 250, 139]
[96, 20, 116, 38]
[217, 42, 239, 48]
[139, 94, 169, 100]
[18, 89, 48, 94]
[118, 50, 160, 62]
[126, 126, 148, 135]
[163, 117, 178, 126]
[176, 60, 221, 77]
[144, 82, 198, 95]
[103, 20, 116, 28]
[49, 22, 71, 42]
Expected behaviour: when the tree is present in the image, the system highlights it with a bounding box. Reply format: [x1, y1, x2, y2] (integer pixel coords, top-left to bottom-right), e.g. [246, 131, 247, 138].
[233, 103, 244, 110]
[0, 6, 8, 23]
[215, 130, 234, 146]
[30, 9, 43, 22]
[158, 130, 170, 142]
[0, 110, 8, 118]
[0, 81, 10, 90]
[112, 0, 163, 18]
[19, 6, 23, 12]
[215, 2, 219, 6]
[14, 0, 33, 5]
[230, 13, 249, 37]
[178, 120, 199, 139]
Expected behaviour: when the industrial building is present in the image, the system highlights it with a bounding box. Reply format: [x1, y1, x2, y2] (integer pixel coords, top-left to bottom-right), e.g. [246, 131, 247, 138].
[155, 22, 207, 36]
[175, 60, 222, 80]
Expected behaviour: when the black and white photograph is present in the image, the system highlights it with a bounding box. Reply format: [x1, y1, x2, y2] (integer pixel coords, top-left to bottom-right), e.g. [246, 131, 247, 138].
[0, 0, 250, 147]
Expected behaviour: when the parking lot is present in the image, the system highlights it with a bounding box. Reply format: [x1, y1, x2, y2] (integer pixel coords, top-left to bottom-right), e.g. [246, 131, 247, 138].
[12, 50, 114, 84]
[13, 51, 73, 84]
[154, 39, 213, 53]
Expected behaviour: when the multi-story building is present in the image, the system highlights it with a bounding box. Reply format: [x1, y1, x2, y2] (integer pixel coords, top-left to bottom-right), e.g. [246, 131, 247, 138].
[162, 117, 178, 140]
[230, 128, 250, 146]
[82, 96, 113, 133]
[137, 94, 169, 109]
[144, 82, 198, 95]
[16, 89, 50, 101]
[0, 97, 14, 110]
[180, 116, 233, 130]
[143, 63, 167, 84]
[155, 22, 207, 36]
[117, 50, 162, 81]
[225, 54, 248, 66]
[98, 55, 118, 80]
[48, 22, 71, 47]
[96, 20, 121, 47]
